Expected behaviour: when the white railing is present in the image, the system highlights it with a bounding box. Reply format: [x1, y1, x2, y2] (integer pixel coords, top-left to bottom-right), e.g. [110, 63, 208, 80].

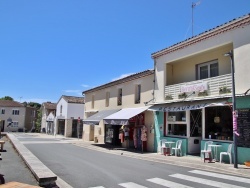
[165, 74, 232, 101]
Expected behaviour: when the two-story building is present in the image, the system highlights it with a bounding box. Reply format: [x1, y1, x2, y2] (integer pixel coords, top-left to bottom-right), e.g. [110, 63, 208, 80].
[149, 14, 250, 164]
[41, 102, 57, 134]
[0, 100, 37, 132]
[55, 95, 85, 138]
[82, 70, 155, 152]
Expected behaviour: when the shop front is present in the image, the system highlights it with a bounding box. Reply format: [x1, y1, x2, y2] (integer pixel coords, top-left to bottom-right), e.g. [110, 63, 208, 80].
[103, 107, 150, 152]
[82, 109, 121, 142]
[150, 98, 232, 156]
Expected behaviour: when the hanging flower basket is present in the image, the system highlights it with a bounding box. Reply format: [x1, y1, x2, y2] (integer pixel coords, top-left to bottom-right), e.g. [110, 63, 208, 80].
[165, 95, 173, 100]
[198, 90, 208, 97]
[178, 92, 187, 99]
[219, 86, 231, 94]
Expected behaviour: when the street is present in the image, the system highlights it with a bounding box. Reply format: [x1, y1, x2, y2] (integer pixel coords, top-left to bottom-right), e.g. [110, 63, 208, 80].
[13, 133, 250, 188]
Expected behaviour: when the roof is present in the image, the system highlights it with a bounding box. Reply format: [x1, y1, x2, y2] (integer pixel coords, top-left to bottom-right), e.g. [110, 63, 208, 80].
[0, 100, 24, 107]
[82, 69, 154, 94]
[152, 13, 250, 59]
[61, 95, 85, 104]
[42, 102, 57, 110]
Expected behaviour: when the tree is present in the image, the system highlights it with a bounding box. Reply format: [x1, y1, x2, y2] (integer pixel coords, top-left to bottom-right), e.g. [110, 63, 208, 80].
[35, 108, 42, 133]
[0, 96, 13, 101]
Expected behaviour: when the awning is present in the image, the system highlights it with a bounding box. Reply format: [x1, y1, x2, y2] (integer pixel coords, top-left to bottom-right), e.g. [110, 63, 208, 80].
[228, 96, 250, 109]
[104, 106, 150, 125]
[149, 98, 229, 112]
[83, 109, 120, 125]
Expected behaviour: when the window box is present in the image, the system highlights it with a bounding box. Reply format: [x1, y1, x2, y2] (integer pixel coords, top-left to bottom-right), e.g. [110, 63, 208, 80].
[178, 92, 187, 99]
[198, 90, 208, 97]
[219, 86, 231, 94]
[165, 95, 173, 100]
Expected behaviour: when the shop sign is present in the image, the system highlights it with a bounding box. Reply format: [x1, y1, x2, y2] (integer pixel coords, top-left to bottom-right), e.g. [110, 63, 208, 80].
[158, 103, 209, 112]
[181, 82, 208, 93]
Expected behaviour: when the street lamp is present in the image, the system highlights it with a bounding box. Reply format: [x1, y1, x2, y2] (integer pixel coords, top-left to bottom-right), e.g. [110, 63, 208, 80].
[224, 50, 238, 168]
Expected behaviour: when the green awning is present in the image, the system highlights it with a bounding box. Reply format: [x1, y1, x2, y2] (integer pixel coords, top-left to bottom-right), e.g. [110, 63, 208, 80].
[228, 96, 250, 109]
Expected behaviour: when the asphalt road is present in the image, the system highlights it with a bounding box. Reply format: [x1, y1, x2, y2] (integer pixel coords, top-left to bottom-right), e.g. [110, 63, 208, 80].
[16, 134, 250, 188]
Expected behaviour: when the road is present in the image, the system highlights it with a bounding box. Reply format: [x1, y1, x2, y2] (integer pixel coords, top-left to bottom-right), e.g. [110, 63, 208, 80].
[15, 133, 250, 188]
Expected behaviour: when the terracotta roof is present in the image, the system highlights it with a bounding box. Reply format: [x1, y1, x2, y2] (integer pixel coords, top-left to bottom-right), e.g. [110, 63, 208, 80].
[61, 95, 85, 104]
[0, 100, 24, 107]
[82, 69, 154, 94]
[42, 102, 57, 110]
[152, 13, 250, 59]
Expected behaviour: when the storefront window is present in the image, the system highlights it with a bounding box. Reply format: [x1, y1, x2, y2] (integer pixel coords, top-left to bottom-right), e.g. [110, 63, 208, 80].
[205, 106, 233, 141]
[166, 111, 187, 137]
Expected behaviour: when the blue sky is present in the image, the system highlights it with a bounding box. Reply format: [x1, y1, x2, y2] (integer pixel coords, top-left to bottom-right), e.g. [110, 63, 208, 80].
[0, 0, 249, 104]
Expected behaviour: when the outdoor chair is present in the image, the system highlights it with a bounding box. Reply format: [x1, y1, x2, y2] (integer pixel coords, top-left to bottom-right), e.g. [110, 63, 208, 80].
[220, 144, 233, 164]
[171, 140, 182, 156]
[159, 139, 167, 155]
[200, 141, 213, 162]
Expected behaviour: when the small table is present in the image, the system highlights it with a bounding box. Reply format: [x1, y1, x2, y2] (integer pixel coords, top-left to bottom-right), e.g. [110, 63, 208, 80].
[208, 144, 222, 161]
[165, 141, 175, 156]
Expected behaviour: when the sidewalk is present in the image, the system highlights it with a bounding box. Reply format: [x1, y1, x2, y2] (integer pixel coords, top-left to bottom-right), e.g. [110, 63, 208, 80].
[33, 133, 250, 178]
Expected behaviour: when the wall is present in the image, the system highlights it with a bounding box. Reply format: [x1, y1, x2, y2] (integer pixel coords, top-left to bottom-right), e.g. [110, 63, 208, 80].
[154, 24, 250, 102]
[67, 103, 84, 119]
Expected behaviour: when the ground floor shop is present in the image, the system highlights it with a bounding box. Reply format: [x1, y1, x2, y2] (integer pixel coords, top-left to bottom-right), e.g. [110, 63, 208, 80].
[150, 97, 250, 164]
[55, 118, 83, 138]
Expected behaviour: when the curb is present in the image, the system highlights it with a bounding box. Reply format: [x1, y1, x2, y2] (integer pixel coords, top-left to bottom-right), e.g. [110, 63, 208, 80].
[7, 133, 57, 187]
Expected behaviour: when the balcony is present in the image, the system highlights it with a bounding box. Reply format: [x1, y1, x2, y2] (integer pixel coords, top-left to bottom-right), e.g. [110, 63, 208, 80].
[165, 74, 232, 102]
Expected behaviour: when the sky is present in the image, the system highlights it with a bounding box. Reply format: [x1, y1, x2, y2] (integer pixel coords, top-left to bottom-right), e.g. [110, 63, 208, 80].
[0, 0, 249, 104]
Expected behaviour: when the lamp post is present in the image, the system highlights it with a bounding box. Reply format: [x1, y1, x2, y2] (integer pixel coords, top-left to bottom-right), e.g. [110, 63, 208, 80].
[224, 50, 238, 168]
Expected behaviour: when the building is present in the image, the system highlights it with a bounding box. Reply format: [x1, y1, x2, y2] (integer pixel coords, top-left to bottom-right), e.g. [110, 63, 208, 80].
[0, 100, 37, 132]
[41, 102, 57, 134]
[55, 95, 84, 138]
[149, 14, 250, 163]
[82, 70, 155, 152]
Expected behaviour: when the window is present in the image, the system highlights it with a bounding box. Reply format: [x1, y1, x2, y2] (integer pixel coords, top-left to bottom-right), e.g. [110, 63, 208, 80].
[12, 109, 19, 115]
[135, 84, 141, 104]
[1, 109, 5, 114]
[31, 110, 36, 117]
[12, 121, 19, 127]
[166, 111, 187, 137]
[117, 88, 122, 106]
[106, 92, 110, 107]
[60, 105, 63, 114]
[205, 106, 233, 141]
[91, 95, 95, 109]
[198, 60, 218, 79]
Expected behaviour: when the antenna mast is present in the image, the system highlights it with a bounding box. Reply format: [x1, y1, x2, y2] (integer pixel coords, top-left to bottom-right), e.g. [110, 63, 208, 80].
[191, 1, 200, 37]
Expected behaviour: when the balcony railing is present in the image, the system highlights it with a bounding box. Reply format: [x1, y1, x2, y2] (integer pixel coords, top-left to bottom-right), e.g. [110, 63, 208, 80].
[165, 74, 232, 101]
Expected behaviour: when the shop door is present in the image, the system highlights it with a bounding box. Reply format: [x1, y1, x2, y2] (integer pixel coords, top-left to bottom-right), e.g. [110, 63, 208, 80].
[189, 109, 202, 154]
[58, 120, 65, 135]
[72, 120, 77, 138]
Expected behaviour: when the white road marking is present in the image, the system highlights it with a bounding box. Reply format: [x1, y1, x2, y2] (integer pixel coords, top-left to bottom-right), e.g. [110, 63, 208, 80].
[189, 170, 250, 184]
[119, 182, 148, 188]
[147, 177, 193, 188]
[170, 174, 247, 188]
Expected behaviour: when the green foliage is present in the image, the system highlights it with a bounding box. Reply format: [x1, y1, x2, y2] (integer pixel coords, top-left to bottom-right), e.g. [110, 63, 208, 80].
[0, 96, 13, 101]
[35, 108, 42, 132]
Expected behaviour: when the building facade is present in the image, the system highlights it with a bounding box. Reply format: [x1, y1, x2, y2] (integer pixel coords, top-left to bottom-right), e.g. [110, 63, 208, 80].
[82, 70, 155, 152]
[41, 102, 57, 134]
[150, 14, 250, 164]
[0, 100, 37, 132]
[55, 95, 84, 138]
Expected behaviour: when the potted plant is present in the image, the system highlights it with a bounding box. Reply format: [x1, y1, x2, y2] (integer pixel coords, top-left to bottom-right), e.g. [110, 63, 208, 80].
[198, 90, 208, 97]
[178, 92, 187, 99]
[219, 86, 231, 94]
[165, 94, 173, 100]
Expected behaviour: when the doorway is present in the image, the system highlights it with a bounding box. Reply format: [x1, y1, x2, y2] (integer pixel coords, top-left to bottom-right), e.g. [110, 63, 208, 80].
[188, 109, 202, 155]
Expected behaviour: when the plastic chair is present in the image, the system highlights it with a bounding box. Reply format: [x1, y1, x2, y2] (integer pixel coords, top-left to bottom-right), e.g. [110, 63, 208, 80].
[220, 144, 233, 164]
[200, 141, 213, 162]
[158, 139, 167, 154]
[172, 140, 182, 156]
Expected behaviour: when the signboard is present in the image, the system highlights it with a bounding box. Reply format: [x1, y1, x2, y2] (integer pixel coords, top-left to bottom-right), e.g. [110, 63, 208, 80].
[237, 109, 250, 148]
[181, 82, 208, 93]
